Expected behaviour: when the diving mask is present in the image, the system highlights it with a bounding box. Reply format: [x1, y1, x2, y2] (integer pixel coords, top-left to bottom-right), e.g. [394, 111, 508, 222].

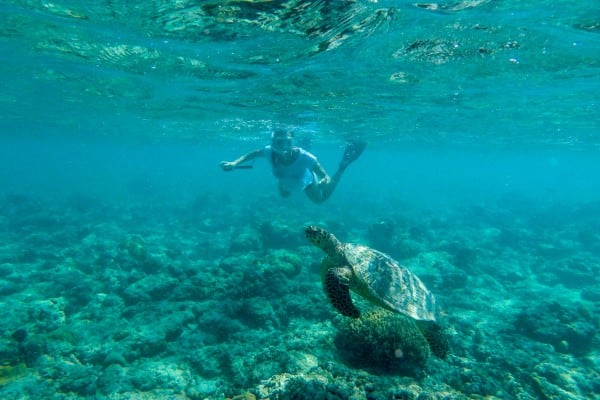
[272, 136, 293, 154]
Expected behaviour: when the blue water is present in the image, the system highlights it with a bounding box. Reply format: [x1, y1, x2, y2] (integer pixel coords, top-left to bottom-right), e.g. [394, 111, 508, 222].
[0, 1, 599, 399]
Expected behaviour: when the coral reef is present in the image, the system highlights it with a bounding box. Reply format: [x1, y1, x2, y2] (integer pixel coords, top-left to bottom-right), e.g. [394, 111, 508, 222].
[0, 193, 598, 399]
[334, 309, 431, 375]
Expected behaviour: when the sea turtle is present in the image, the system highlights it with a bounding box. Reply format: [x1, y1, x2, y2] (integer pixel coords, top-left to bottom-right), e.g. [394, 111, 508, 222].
[305, 225, 449, 358]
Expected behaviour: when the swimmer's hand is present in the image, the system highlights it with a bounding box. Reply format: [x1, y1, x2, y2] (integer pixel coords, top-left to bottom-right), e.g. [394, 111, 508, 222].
[318, 176, 331, 185]
[219, 161, 236, 171]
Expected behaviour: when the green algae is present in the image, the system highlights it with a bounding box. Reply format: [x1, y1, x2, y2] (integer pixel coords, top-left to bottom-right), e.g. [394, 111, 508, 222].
[0, 363, 26, 386]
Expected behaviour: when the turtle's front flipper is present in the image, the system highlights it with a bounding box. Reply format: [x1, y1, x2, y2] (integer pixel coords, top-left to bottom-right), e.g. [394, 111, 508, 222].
[325, 267, 360, 318]
[417, 321, 449, 359]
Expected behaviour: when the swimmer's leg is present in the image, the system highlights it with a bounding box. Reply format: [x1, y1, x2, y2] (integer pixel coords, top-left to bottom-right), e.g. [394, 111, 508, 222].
[306, 141, 366, 204]
[278, 182, 292, 198]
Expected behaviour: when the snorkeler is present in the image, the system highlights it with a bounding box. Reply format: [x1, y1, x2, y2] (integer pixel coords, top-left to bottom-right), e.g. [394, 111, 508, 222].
[219, 130, 366, 204]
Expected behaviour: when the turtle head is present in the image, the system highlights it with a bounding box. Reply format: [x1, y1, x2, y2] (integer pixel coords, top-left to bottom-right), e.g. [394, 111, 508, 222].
[305, 225, 342, 254]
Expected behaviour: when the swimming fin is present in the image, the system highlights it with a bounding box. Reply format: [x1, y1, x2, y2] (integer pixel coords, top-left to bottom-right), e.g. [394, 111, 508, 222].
[341, 140, 366, 168]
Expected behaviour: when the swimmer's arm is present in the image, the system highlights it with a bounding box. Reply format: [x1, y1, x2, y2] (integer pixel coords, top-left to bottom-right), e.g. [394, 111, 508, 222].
[219, 149, 264, 171]
[311, 162, 331, 184]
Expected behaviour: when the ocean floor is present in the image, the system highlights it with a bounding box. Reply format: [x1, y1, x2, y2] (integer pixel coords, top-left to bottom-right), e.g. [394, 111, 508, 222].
[0, 192, 599, 399]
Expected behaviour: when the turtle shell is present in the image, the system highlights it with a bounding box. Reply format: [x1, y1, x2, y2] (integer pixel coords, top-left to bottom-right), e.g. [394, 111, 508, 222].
[343, 244, 437, 321]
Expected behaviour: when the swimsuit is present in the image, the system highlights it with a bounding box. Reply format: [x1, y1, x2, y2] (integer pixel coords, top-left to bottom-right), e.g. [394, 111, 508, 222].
[263, 145, 317, 193]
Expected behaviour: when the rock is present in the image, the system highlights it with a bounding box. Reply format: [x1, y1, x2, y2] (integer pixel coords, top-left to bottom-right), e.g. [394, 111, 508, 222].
[514, 301, 597, 356]
[259, 221, 303, 249]
[219, 254, 259, 274]
[542, 256, 600, 289]
[391, 238, 424, 260]
[226, 297, 278, 329]
[122, 273, 179, 304]
[130, 361, 191, 392]
[130, 330, 168, 358]
[11, 329, 27, 343]
[227, 392, 256, 400]
[186, 344, 231, 378]
[265, 249, 303, 278]
[531, 362, 583, 399]
[581, 287, 600, 302]
[409, 252, 464, 291]
[20, 334, 48, 364]
[229, 228, 263, 254]
[286, 351, 319, 373]
[103, 350, 127, 367]
[28, 298, 67, 330]
[97, 364, 133, 395]
[76, 292, 125, 320]
[0, 280, 21, 296]
[186, 378, 221, 398]
[37, 355, 97, 396]
[0, 362, 26, 386]
[256, 372, 329, 400]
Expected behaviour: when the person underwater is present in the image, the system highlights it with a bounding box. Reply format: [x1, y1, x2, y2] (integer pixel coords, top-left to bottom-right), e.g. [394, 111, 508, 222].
[219, 130, 366, 204]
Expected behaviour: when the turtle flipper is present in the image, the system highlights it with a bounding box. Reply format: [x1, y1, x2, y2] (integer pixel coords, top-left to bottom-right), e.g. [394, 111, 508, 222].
[417, 321, 449, 359]
[325, 267, 360, 318]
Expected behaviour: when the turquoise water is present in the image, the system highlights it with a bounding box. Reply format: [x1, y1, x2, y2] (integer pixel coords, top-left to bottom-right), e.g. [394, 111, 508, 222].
[1, 1, 599, 399]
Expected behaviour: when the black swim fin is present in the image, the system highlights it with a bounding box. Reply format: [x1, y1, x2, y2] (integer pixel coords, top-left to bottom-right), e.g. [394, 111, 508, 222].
[341, 140, 366, 167]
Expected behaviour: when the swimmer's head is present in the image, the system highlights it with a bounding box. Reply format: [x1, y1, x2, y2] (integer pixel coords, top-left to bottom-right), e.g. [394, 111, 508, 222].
[271, 129, 293, 141]
[271, 129, 294, 154]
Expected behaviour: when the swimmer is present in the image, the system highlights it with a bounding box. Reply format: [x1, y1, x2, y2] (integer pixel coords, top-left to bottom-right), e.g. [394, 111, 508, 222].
[219, 130, 366, 204]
